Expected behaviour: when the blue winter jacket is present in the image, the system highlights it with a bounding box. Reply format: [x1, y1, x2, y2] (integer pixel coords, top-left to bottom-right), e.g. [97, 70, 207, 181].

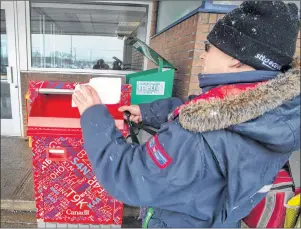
[80, 68, 300, 228]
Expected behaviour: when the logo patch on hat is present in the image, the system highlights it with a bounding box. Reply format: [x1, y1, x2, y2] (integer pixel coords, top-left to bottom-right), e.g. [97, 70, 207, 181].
[255, 54, 282, 70]
[146, 135, 172, 169]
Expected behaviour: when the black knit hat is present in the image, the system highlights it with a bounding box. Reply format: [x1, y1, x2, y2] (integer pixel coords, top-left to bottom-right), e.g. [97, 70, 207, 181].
[207, 1, 300, 71]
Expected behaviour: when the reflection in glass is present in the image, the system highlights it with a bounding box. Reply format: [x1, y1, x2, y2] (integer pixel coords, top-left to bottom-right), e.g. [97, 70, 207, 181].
[1, 82, 12, 119]
[30, 2, 148, 71]
[0, 9, 12, 119]
[1, 9, 8, 77]
[212, 0, 300, 8]
[212, 1, 243, 5]
[156, 1, 203, 33]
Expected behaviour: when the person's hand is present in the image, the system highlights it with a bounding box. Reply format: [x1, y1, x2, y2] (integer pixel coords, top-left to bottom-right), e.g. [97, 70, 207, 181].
[118, 105, 142, 123]
[72, 85, 102, 115]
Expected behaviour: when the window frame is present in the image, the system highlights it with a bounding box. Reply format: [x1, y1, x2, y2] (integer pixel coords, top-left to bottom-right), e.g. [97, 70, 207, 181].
[21, 0, 153, 73]
[154, 0, 300, 38]
[154, 0, 237, 38]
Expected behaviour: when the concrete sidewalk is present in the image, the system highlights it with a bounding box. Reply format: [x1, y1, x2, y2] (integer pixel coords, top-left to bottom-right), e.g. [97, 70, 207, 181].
[0, 136, 141, 227]
[1, 136, 35, 203]
[1, 210, 37, 228]
[0, 209, 141, 228]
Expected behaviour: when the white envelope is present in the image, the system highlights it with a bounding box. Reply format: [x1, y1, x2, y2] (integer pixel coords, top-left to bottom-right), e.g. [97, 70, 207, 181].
[72, 77, 122, 107]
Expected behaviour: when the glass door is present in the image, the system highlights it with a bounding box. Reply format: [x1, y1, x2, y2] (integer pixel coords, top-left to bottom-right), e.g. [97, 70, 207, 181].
[1, 2, 22, 136]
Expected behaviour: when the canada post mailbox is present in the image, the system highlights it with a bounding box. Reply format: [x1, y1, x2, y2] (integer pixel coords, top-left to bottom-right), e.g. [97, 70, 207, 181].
[27, 80, 131, 226]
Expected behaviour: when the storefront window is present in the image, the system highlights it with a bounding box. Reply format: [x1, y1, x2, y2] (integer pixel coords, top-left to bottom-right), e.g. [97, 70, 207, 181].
[156, 1, 202, 33]
[213, 0, 300, 9]
[1, 9, 12, 119]
[1, 10, 8, 76]
[30, 2, 148, 70]
[212, 1, 243, 6]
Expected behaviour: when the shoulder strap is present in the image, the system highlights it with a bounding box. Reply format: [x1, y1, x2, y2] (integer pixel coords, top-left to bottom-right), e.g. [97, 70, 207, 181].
[288, 151, 300, 189]
[132, 122, 157, 136]
[125, 111, 157, 144]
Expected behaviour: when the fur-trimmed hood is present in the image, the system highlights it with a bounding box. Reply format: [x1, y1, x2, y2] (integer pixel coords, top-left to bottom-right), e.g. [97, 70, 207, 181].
[179, 66, 300, 134]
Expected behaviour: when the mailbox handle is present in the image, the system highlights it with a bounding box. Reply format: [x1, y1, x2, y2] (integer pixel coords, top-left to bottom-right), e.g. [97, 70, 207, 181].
[46, 147, 67, 161]
[38, 88, 74, 95]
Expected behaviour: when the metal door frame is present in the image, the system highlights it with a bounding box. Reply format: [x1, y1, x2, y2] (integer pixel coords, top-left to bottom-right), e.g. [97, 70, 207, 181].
[1, 1, 22, 136]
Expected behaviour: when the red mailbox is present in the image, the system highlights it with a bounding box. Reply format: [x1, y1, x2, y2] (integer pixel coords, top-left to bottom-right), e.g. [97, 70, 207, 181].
[27, 80, 131, 226]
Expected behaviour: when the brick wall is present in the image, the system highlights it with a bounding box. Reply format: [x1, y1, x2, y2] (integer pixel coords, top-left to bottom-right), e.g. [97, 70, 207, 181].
[150, 0, 159, 37]
[189, 13, 225, 95]
[127, 25, 146, 71]
[149, 12, 222, 97]
[149, 14, 199, 98]
[149, 10, 301, 97]
[131, 48, 144, 71]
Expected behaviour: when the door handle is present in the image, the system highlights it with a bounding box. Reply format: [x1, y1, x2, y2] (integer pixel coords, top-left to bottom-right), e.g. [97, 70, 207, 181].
[6, 66, 19, 88]
[46, 147, 67, 161]
[38, 88, 74, 95]
[6, 66, 13, 84]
